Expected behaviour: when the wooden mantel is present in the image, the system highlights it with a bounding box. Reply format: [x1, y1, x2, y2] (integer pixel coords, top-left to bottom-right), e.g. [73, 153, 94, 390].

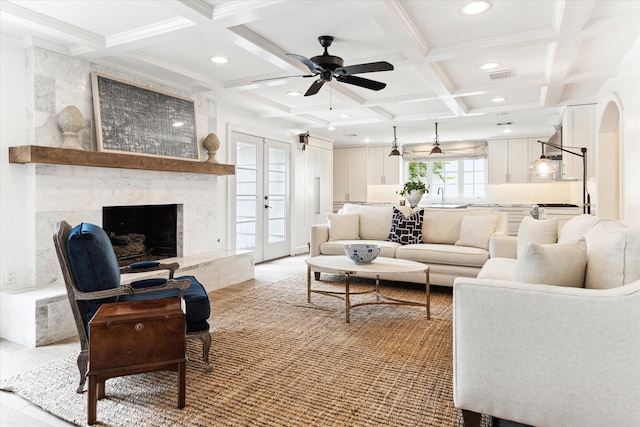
[9, 145, 235, 175]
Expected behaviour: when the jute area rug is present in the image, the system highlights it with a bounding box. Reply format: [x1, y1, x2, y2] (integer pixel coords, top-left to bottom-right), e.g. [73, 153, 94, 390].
[1, 274, 487, 427]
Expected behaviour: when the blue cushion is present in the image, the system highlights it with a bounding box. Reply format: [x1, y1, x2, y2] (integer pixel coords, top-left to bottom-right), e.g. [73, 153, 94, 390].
[67, 223, 121, 324]
[130, 261, 160, 270]
[121, 275, 210, 333]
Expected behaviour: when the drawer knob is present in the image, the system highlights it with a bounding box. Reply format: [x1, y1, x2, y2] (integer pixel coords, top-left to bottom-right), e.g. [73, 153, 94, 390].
[135, 322, 144, 332]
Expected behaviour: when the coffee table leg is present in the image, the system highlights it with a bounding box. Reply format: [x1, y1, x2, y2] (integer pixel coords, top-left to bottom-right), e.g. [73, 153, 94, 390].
[307, 265, 311, 303]
[375, 274, 380, 301]
[345, 272, 351, 323]
[425, 267, 431, 320]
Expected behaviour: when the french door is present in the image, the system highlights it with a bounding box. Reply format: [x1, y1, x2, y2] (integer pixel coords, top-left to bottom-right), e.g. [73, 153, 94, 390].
[233, 131, 290, 263]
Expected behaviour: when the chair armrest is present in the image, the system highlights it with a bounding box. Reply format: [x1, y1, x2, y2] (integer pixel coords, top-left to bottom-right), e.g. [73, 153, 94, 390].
[120, 261, 180, 278]
[488, 235, 516, 258]
[73, 277, 192, 300]
[453, 277, 640, 427]
[310, 224, 329, 257]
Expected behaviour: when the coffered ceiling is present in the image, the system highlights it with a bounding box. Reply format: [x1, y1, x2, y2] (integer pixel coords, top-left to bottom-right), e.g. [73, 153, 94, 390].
[1, 0, 638, 148]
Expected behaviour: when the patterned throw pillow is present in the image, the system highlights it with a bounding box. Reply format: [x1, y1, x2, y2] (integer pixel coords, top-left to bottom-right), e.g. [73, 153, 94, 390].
[387, 208, 424, 245]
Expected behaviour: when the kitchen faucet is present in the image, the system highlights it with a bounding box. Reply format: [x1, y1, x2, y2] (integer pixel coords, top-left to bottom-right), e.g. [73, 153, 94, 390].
[437, 187, 444, 204]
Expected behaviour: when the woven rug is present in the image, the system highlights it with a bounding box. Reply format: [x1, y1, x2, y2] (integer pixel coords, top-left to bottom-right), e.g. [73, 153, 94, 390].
[1, 274, 488, 427]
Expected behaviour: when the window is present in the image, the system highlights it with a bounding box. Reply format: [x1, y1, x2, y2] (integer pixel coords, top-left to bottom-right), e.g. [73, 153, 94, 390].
[406, 159, 486, 200]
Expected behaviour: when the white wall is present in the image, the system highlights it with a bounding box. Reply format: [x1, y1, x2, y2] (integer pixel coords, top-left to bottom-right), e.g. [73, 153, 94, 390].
[1, 36, 28, 291]
[598, 42, 640, 226]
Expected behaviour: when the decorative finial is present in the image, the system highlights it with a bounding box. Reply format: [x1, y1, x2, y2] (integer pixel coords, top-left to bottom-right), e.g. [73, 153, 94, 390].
[57, 106, 85, 150]
[202, 133, 221, 163]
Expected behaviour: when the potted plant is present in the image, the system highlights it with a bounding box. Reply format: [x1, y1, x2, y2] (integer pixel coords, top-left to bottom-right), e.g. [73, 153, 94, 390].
[399, 162, 429, 207]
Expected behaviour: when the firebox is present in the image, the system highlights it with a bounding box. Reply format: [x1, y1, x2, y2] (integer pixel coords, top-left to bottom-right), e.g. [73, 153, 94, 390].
[103, 204, 178, 266]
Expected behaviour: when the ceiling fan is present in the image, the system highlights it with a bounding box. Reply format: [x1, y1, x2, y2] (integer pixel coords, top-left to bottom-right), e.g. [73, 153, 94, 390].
[286, 35, 394, 96]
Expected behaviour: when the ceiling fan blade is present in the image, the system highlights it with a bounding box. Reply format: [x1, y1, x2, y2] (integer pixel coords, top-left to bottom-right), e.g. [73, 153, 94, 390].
[334, 61, 394, 76]
[336, 75, 386, 91]
[304, 79, 325, 96]
[252, 74, 315, 83]
[286, 53, 322, 74]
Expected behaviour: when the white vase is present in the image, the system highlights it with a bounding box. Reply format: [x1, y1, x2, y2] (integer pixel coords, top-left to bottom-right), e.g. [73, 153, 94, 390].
[406, 190, 424, 208]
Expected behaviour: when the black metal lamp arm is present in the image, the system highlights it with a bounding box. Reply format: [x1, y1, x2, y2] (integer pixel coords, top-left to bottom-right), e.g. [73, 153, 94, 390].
[536, 140, 590, 214]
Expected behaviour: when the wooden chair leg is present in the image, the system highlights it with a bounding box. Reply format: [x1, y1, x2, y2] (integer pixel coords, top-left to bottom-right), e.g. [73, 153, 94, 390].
[187, 331, 212, 371]
[76, 349, 88, 393]
[462, 409, 482, 427]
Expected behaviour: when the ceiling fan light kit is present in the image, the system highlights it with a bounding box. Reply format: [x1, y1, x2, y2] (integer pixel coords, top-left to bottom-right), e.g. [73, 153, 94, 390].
[287, 35, 394, 97]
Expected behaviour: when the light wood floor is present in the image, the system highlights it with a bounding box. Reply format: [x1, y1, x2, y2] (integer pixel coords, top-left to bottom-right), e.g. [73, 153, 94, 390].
[0, 255, 308, 427]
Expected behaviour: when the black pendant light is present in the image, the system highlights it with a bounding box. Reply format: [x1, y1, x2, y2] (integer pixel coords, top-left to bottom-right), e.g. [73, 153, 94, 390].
[430, 122, 443, 155]
[389, 126, 401, 156]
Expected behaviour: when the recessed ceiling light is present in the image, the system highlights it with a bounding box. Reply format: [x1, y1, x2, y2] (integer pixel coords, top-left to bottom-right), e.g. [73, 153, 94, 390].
[287, 91, 301, 96]
[479, 62, 500, 70]
[503, 129, 512, 133]
[492, 97, 506, 103]
[340, 114, 351, 118]
[363, 138, 370, 143]
[461, 1, 491, 15]
[209, 56, 228, 64]
[328, 126, 336, 131]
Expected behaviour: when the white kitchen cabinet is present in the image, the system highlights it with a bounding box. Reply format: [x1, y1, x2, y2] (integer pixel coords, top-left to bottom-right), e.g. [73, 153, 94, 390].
[306, 144, 333, 225]
[562, 104, 596, 179]
[333, 147, 367, 203]
[366, 146, 400, 185]
[488, 139, 529, 183]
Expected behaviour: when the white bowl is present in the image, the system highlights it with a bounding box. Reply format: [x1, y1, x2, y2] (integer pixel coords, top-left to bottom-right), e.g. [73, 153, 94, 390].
[344, 244, 380, 264]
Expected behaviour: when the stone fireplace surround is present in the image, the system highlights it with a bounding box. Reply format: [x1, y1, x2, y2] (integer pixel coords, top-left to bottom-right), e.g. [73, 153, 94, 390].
[0, 162, 254, 347]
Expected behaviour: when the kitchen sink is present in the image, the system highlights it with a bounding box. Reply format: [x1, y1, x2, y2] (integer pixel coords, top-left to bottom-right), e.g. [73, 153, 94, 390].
[422, 204, 468, 209]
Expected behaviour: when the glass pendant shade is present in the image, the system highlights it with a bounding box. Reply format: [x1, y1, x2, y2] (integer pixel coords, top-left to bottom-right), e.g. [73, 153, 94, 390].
[528, 155, 559, 178]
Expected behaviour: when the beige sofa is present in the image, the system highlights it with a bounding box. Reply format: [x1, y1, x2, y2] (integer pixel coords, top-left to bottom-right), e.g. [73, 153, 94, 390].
[453, 215, 640, 427]
[310, 203, 508, 286]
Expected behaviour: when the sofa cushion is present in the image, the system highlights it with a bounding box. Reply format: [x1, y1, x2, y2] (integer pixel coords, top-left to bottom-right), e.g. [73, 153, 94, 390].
[517, 217, 558, 257]
[558, 214, 601, 243]
[514, 239, 587, 288]
[341, 204, 397, 240]
[477, 257, 517, 280]
[455, 214, 499, 250]
[387, 208, 424, 245]
[320, 239, 400, 258]
[422, 208, 495, 244]
[327, 213, 360, 241]
[584, 220, 640, 289]
[396, 243, 489, 267]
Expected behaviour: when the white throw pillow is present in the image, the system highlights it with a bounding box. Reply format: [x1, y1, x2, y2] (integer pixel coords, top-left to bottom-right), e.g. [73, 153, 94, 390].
[514, 239, 587, 288]
[341, 204, 393, 240]
[455, 215, 498, 250]
[558, 214, 601, 243]
[327, 213, 360, 241]
[517, 216, 558, 258]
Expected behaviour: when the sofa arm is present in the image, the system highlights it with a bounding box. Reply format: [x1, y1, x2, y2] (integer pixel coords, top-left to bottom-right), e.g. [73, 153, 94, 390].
[310, 223, 329, 257]
[488, 235, 516, 258]
[453, 277, 640, 427]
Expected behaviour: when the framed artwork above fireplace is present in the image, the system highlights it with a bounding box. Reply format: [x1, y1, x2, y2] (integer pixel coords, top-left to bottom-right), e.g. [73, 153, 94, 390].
[91, 72, 200, 160]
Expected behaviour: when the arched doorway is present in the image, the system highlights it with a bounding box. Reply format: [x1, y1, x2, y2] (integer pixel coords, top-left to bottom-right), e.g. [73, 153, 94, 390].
[596, 100, 621, 219]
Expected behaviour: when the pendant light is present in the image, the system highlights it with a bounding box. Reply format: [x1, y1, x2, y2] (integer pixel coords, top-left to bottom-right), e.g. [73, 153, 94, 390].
[429, 122, 444, 155]
[388, 126, 401, 156]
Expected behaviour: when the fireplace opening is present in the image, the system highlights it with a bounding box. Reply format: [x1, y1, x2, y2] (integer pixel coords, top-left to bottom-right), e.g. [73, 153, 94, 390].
[103, 204, 178, 266]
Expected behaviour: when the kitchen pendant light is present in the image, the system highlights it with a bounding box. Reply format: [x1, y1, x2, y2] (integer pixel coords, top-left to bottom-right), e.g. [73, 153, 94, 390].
[389, 126, 401, 157]
[429, 122, 444, 155]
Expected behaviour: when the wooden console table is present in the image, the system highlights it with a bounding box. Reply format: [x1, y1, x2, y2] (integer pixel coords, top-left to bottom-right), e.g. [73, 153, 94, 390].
[87, 298, 186, 425]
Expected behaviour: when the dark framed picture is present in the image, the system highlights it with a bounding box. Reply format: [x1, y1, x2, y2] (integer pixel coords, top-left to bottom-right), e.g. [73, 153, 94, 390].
[91, 72, 200, 160]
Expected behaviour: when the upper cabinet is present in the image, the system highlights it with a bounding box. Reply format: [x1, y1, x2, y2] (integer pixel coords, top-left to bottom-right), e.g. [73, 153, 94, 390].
[488, 139, 530, 184]
[562, 104, 596, 179]
[366, 146, 400, 185]
[333, 147, 367, 203]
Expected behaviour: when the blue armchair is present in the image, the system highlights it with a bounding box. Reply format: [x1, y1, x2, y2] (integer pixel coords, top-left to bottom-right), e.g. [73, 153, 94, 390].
[53, 221, 212, 393]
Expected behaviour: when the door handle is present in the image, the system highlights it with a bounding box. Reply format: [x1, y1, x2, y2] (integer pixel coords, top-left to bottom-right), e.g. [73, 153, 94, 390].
[265, 204, 271, 209]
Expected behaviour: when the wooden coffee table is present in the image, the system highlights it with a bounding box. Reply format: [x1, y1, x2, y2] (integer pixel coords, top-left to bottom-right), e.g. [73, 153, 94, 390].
[305, 255, 430, 323]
